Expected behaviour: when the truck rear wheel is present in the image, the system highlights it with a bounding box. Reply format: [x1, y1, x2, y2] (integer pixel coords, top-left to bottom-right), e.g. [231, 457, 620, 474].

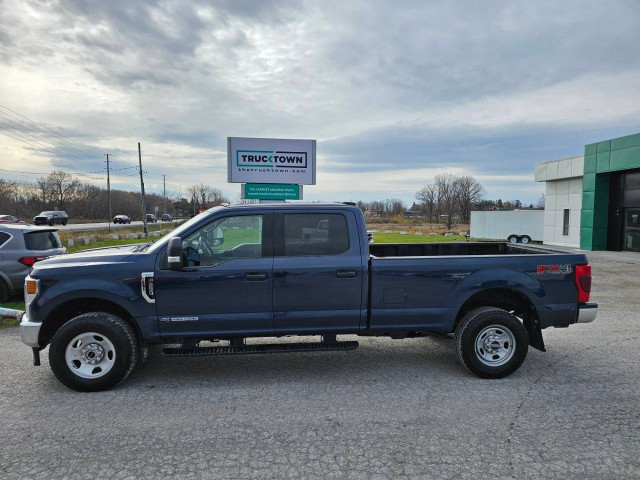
[49, 312, 138, 392]
[454, 307, 528, 379]
[507, 234, 519, 243]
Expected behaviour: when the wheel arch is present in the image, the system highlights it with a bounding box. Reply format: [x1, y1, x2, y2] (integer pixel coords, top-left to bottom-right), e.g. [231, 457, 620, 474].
[39, 297, 142, 349]
[454, 288, 545, 351]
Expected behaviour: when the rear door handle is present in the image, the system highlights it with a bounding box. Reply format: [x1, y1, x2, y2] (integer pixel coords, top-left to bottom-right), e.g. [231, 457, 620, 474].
[245, 272, 268, 281]
[336, 270, 357, 279]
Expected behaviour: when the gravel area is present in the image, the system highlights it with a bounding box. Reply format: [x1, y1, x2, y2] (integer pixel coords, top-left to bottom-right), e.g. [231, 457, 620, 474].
[0, 250, 638, 479]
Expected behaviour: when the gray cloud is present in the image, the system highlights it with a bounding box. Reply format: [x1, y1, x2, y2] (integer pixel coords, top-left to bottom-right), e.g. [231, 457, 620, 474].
[1, 0, 640, 204]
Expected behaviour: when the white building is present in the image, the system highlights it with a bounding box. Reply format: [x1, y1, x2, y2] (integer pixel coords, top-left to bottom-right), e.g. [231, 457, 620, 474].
[534, 155, 584, 248]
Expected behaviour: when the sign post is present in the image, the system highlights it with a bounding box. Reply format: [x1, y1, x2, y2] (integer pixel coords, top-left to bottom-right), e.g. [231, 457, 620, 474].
[228, 137, 315, 201]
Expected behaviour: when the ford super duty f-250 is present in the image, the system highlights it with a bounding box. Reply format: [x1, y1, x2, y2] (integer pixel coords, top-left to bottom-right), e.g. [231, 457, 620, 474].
[19, 203, 597, 391]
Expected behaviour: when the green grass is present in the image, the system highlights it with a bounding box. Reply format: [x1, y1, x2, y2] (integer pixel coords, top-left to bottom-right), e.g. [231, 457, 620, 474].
[373, 232, 467, 243]
[67, 237, 150, 253]
[0, 300, 25, 329]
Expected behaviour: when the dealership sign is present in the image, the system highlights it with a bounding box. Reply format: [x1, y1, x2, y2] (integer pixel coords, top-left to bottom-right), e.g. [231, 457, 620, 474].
[242, 183, 302, 200]
[227, 137, 316, 185]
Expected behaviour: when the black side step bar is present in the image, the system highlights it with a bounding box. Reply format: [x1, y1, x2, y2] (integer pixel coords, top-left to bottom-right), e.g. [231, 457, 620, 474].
[163, 341, 359, 357]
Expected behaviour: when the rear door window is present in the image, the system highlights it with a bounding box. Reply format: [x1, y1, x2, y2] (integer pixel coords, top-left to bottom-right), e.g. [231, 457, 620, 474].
[24, 231, 62, 250]
[0, 232, 10, 248]
[283, 213, 349, 256]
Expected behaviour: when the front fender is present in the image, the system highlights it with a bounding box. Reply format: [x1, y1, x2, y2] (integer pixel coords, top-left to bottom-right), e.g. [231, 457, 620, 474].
[31, 276, 153, 326]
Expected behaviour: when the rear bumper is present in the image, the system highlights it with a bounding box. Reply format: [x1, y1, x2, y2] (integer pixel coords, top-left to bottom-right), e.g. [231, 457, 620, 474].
[577, 303, 598, 323]
[20, 314, 42, 347]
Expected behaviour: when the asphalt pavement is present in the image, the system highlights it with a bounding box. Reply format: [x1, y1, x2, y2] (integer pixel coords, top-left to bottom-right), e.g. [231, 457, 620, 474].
[0, 250, 638, 479]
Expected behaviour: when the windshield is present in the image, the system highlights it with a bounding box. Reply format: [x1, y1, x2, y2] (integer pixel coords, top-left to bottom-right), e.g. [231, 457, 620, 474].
[146, 207, 224, 253]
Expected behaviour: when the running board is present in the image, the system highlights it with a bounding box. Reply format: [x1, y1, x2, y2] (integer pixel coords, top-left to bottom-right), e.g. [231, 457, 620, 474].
[163, 341, 359, 357]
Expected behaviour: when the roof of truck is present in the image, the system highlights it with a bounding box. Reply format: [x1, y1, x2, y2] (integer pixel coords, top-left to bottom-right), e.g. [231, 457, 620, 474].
[221, 202, 358, 208]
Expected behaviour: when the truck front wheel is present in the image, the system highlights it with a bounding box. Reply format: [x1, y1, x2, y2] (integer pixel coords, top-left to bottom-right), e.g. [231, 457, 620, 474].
[49, 312, 138, 392]
[454, 307, 528, 379]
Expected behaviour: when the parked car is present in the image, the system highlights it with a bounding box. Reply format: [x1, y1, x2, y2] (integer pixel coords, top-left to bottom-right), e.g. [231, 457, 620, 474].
[113, 215, 131, 224]
[19, 203, 596, 391]
[0, 215, 26, 224]
[33, 211, 68, 226]
[145, 214, 157, 223]
[161, 214, 172, 222]
[0, 224, 65, 301]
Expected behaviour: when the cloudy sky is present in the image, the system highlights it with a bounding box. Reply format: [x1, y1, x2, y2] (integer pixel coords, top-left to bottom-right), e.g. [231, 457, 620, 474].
[1, 0, 640, 205]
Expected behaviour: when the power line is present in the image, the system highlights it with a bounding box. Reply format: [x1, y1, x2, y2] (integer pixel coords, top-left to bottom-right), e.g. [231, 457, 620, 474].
[0, 117, 107, 171]
[0, 104, 107, 160]
[0, 105, 141, 172]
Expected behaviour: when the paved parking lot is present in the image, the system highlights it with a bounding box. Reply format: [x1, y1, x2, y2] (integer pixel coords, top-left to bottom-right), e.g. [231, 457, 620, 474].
[0, 250, 638, 479]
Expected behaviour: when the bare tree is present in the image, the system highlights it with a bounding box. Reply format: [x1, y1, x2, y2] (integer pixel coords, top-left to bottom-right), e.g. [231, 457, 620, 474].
[536, 193, 545, 208]
[415, 184, 438, 223]
[434, 173, 458, 229]
[35, 176, 51, 209]
[186, 184, 228, 211]
[48, 170, 80, 210]
[455, 175, 485, 224]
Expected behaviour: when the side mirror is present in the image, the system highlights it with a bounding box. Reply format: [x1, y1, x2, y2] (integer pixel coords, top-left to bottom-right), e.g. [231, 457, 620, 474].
[212, 226, 224, 246]
[167, 237, 183, 270]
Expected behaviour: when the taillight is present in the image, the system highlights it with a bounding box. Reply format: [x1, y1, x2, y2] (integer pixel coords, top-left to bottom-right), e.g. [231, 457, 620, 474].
[574, 265, 591, 303]
[18, 256, 47, 266]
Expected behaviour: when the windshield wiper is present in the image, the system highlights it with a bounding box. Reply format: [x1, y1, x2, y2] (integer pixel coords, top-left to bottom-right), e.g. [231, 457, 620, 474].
[134, 241, 154, 252]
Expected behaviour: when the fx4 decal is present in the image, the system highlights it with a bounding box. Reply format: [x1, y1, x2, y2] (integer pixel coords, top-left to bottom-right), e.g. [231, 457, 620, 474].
[537, 264, 572, 275]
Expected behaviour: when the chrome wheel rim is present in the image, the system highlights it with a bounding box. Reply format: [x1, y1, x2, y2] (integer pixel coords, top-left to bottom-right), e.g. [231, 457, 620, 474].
[65, 332, 116, 379]
[475, 325, 515, 367]
[509, 236, 518, 243]
[521, 237, 530, 244]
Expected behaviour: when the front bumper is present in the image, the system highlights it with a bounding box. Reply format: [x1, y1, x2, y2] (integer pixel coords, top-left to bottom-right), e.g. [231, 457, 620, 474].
[577, 303, 598, 323]
[20, 314, 42, 347]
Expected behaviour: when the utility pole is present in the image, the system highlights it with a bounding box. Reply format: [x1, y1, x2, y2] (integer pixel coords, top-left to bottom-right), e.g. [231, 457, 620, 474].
[162, 174, 166, 214]
[138, 142, 148, 238]
[105, 153, 112, 233]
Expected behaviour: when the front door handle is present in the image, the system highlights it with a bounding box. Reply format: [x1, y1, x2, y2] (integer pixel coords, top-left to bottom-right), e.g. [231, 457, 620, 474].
[245, 272, 268, 281]
[336, 270, 357, 279]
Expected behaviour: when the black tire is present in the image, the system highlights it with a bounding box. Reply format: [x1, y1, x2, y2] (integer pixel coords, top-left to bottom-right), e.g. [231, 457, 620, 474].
[454, 307, 528, 379]
[520, 235, 531, 244]
[0, 279, 9, 302]
[48, 220, 54, 226]
[507, 234, 519, 244]
[62, 220, 67, 226]
[49, 312, 138, 392]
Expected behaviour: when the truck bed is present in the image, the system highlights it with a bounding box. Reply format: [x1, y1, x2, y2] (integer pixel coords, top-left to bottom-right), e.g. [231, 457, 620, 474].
[369, 241, 553, 257]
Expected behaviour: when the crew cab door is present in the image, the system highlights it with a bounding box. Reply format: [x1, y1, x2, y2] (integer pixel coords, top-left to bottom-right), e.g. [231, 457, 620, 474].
[272, 211, 364, 333]
[155, 213, 273, 338]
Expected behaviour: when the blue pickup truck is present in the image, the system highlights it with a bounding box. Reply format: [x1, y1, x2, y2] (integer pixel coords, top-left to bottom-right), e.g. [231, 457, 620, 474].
[20, 203, 597, 391]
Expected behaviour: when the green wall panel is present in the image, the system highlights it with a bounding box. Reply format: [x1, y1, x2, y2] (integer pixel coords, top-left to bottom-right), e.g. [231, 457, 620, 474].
[582, 190, 595, 210]
[585, 143, 597, 155]
[596, 152, 610, 172]
[596, 141, 611, 153]
[609, 145, 640, 171]
[581, 209, 593, 227]
[584, 154, 597, 173]
[583, 172, 596, 192]
[611, 133, 640, 151]
[592, 229, 607, 249]
[580, 228, 593, 250]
